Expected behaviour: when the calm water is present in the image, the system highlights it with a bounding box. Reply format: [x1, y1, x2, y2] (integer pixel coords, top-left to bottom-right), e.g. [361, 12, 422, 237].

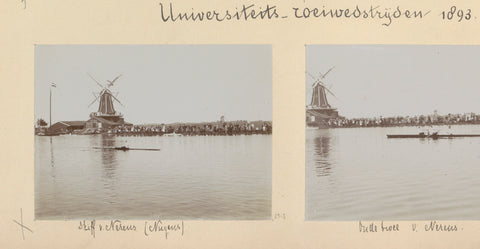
[306, 125, 480, 220]
[35, 134, 271, 220]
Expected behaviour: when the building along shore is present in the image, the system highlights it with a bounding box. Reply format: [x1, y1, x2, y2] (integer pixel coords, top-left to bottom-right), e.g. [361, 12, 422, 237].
[37, 120, 272, 136]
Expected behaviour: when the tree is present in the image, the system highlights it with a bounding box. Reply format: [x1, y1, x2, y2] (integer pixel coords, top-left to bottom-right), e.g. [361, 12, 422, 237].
[37, 118, 48, 127]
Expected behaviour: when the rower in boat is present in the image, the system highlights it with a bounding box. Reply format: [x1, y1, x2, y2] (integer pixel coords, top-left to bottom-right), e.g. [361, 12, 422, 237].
[93, 146, 160, 151]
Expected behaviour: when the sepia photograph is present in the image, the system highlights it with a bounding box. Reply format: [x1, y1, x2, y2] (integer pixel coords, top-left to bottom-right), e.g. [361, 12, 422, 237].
[306, 45, 480, 220]
[34, 45, 272, 220]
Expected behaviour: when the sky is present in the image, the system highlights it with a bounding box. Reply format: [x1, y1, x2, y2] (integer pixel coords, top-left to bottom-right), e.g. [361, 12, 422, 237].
[35, 45, 272, 124]
[306, 45, 480, 119]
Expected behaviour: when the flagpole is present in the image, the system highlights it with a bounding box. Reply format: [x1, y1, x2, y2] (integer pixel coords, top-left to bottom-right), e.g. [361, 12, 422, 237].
[50, 83, 55, 127]
[49, 86, 52, 128]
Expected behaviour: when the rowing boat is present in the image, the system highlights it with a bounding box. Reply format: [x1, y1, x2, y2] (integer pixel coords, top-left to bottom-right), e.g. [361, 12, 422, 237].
[387, 132, 480, 139]
[93, 146, 161, 151]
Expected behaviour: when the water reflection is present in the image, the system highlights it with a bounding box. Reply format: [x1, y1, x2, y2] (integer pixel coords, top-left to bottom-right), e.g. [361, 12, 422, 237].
[49, 137, 56, 181]
[49, 137, 55, 167]
[313, 131, 332, 177]
[89, 135, 120, 197]
[99, 135, 118, 179]
[418, 137, 441, 145]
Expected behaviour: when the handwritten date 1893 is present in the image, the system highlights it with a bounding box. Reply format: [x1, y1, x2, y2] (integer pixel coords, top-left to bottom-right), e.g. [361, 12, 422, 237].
[441, 6, 472, 22]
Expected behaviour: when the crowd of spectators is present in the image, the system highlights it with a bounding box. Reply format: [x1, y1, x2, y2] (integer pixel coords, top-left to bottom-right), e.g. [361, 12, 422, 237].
[325, 112, 480, 128]
[107, 121, 272, 136]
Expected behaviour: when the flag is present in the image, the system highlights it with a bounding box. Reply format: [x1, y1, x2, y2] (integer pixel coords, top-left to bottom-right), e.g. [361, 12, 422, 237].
[51, 83, 56, 88]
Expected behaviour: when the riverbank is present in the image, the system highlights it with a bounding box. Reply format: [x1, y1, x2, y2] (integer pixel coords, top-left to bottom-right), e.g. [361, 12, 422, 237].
[320, 113, 480, 128]
[100, 129, 272, 136]
[36, 120, 272, 136]
[320, 121, 480, 129]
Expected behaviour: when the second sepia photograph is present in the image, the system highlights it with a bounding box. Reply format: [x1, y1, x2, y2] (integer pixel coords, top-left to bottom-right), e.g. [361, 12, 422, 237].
[306, 45, 480, 221]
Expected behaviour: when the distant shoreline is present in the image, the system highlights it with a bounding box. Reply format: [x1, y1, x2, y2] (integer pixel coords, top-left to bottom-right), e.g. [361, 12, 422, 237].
[308, 122, 480, 129]
[307, 112, 480, 129]
[36, 120, 273, 136]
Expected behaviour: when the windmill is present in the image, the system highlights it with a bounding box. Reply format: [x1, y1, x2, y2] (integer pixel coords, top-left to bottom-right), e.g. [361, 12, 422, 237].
[306, 67, 336, 109]
[87, 73, 125, 122]
[306, 67, 340, 128]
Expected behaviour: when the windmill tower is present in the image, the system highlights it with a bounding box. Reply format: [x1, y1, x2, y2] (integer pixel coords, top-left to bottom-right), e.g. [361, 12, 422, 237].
[86, 74, 130, 130]
[306, 67, 340, 128]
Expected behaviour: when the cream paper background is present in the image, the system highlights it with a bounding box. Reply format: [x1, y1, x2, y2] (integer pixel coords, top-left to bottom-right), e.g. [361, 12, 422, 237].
[1, 0, 479, 248]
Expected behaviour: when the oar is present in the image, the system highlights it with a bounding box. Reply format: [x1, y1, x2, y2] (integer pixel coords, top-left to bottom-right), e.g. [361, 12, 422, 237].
[123, 148, 161, 151]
